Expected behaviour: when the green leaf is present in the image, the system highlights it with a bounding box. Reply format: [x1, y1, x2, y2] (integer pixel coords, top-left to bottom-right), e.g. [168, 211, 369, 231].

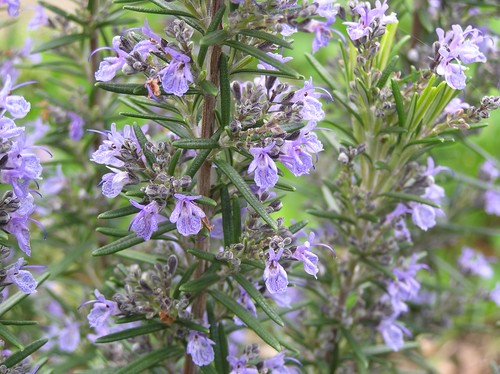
[231, 195, 242, 242]
[378, 126, 407, 135]
[238, 29, 292, 49]
[200, 29, 230, 46]
[220, 185, 234, 247]
[176, 319, 210, 334]
[233, 273, 284, 327]
[198, 4, 226, 65]
[362, 342, 419, 356]
[32, 33, 87, 54]
[225, 40, 300, 79]
[4, 339, 48, 368]
[95, 323, 167, 343]
[95, 82, 145, 95]
[98, 205, 140, 220]
[359, 257, 396, 280]
[376, 55, 399, 89]
[0, 320, 38, 326]
[96, 227, 130, 237]
[133, 124, 156, 167]
[187, 248, 216, 262]
[405, 136, 454, 147]
[115, 347, 183, 374]
[219, 53, 231, 128]
[92, 222, 177, 256]
[306, 210, 355, 224]
[116, 249, 168, 264]
[375, 21, 398, 70]
[39, 1, 84, 24]
[341, 328, 369, 371]
[185, 127, 224, 178]
[120, 112, 191, 139]
[0, 273, 50, 317]
[172, 138, 219, 149]
[380, 192, 441, 208]
[209, 290, 281, 351]
[0, 324, 24, 350]
[122, 5, 195, 17]
[438, 222, 500, 236]
[168, 149, 182, 176]
[179, 272, 219, 293]
[172, 262, 198, 299]
[289, 220, 308, 234]
[230, 68, 300, 79]
[274, 181, 296, 192]
[214, 159, 277, 231]
[200, 365, 219, 374]
[391, 79, 405, 127]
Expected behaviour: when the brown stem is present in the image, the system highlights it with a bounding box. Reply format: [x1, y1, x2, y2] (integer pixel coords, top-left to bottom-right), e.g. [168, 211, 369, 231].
[183, 1, 223, 373]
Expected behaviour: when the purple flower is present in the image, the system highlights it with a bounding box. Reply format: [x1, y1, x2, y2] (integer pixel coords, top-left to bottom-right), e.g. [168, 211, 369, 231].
[480, 160, 500, 181]
[67, 112, 84, 141]
[58, 321, 81, 352]
[91, 123, 137, 167]
[169, 194, 206, 236]
[303, 19, 335, 54]
[257, 53, 293, 71]
[186, 331, 215, 367]
[227, 351, 258, 374]
[129, 200, 161, 241]
[28, 5, 48, 30]
[410, 185, 445, 231]
[458, 247, 494, 278]
[4, 258, 37, 294]
[4, 194, 37, 256]
[344, 0, 397, 41]
[263, 247, 288, 294]
[160, 48, 193, 96]
[279, 131, 323, 176]
[80, 289, 118, 329]
[0, 117, 24, 139]
[94, 36, 128, 82]
[490, 283, 500, 306]
[292, 232, 335, 278]
[248, 143, 279, 189]
[443, 98, 470, 115]
[435, 25, 487, 89]
[485, 190, 500, 216]
[0, 76, 31, 119]
[233, 286, 257, 326]
[0, 0, 20, 17]
[100, 169, 131, 198]
[316, 0, 339, 23]
[379, 317, 411, 351]
[293, 78, 325, 126]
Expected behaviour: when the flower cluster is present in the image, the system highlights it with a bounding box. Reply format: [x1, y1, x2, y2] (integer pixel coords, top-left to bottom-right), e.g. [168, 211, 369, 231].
[432, 25, 488, 89]
[378, 255, 428, 351]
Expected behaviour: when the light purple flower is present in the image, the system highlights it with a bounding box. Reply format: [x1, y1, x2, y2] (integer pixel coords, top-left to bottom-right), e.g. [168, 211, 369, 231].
[257, 53, 293, 71]
[186, 331, 215, 367]
[379, 317, 411, 351]
[91, 123, 136, 167]
[100, 169, 131, 198]
[94, 36, 128, 82]
[485, 190, 500, 216]
[263, 351, 301, 374]
[480, 160, 500, 181]
[458, 247, 494, 278]
[67, 112, 84, 141]
[169, 194, 206, 236]
[129, 200, 161, 241]
[0, 0, 20, 17]
[0, 117, 24, 140]
[443, 98, 470, 115]
[0, 76, 31, 119]
[490, 283, 500, 306]
[263, 247, 288, 294]
[279, 131, 323, 176]
[293, 232, 335, 278]
[248, 143, 279, 189]
[160, 48, 193, 96]
[58, 321, 81, 352]
[4, 194, 36, 256]
[4, 258, 37, 294]
[28, 5, 48, 30]
[80, 289, 119, 329]
[233, 286, 257, 326]
[303, 19, 335, 54]
[344, 0, 397, 41]
[435, 25, 487, 89]
[316, 0, 339, 23]
[227, 351, 258, 374]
